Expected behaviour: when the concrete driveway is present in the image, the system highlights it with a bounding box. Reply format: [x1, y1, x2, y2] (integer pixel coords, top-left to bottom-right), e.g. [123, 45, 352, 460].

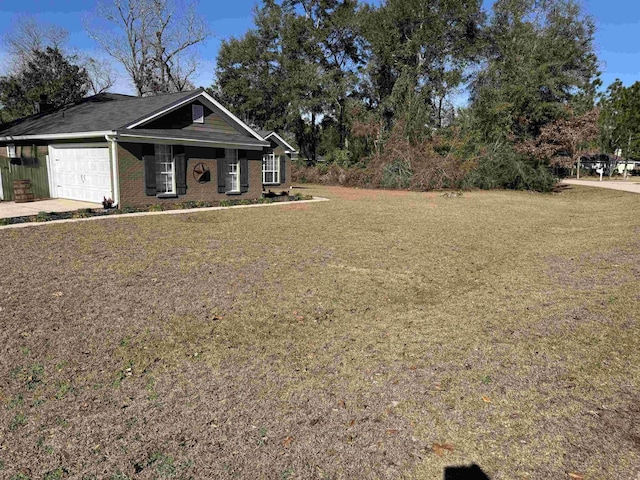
[562, 179, 640, 194]
[0, 199, 101, 219]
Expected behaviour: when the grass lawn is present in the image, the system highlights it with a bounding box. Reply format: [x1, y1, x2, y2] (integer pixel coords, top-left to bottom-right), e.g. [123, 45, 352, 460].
[1, 184, 639, 479]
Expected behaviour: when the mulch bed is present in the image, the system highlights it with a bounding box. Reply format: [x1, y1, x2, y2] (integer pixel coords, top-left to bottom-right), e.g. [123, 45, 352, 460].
[0, 193, 313, 226]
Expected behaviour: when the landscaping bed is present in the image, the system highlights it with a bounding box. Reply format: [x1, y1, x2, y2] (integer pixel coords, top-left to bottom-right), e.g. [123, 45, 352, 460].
[0, 192, 313, 226]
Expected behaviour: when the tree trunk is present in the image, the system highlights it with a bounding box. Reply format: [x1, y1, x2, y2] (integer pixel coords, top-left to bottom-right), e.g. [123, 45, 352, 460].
[311, 111, 316, 164]
[339, 99, 345, 149]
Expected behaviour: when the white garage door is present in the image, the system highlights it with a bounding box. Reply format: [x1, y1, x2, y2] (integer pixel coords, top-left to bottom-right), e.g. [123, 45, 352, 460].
[48, 145, 113, 203]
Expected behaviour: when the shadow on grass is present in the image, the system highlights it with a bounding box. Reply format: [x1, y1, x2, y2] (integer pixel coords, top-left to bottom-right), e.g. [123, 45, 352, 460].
[444, 463, 490, 479]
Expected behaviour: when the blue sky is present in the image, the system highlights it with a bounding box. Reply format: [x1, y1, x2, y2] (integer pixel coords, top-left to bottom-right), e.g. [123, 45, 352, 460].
[0, 0, 638, 97]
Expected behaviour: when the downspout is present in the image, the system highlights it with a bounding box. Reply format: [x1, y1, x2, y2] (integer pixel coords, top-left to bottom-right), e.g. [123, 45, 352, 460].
[105, 134, 120, 207]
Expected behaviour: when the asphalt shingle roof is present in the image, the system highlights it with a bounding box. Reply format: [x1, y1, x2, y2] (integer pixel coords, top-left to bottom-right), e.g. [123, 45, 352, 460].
[257, 129, 298, 152]
[256, 129, 273, 139]
[0, 90, 201, 137]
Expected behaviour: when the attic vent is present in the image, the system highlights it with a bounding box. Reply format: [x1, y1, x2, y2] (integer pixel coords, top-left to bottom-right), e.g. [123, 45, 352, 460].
[6, 144, 17, 158]
[192, 104, 204, 124]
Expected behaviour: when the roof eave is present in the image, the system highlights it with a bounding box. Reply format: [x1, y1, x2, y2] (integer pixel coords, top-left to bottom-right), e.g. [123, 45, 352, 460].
[265, 132, 298, 153]
[0, 131, 117, 142]
[122, 89, 205, 129]
[122, 90, 266, 144]
[116, 132, 269, 150]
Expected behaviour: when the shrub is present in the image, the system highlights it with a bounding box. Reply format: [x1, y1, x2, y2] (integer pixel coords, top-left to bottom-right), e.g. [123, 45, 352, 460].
[148, 204, 163, 212]
[72, 211, 92, 219]
[119, 205, 138, 214]
[326, 148, 354, 167]
[35, 211, 53, 222]
[381, 159, 412, 189]
[464, 146, 557, 192]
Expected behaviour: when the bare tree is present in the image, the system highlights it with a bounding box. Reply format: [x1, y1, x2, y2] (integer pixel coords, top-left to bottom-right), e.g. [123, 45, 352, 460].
[88, 0, 209, 96]
[83, 56, 117, 94]
[3, 14, 69, 73]
[4, 14, 116, 96]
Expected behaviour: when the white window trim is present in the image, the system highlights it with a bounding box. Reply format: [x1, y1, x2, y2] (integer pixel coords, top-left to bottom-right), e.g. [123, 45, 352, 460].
[262, 153, 280, 185]
[226, 149, 240, 194]
[192, 104, 204, 124]
[6, 144, 17, 158]
[155, 144, 176, 196]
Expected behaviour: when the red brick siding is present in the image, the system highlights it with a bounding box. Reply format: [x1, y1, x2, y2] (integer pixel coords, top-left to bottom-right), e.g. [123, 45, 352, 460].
[117, 142, 265, 206]
[263, 139, 291, 191]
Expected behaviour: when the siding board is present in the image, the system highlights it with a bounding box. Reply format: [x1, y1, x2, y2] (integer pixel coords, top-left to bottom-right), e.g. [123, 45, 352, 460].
[0, 145, 50, 201]
[141, 100, 245, 136]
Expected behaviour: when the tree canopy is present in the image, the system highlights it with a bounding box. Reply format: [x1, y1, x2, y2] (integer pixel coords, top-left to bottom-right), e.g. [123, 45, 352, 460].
[599, 80, 640, 159]
[213, 0, 602, 188]
[0, 47, 89, 122]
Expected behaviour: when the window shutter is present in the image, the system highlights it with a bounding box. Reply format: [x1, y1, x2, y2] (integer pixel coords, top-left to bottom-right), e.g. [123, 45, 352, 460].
[280, 155, 286, 184]
[175, 153, 187, 195]
[143, 155, 156, 196]
[217, 156, 227, 193]
[240, 152, 249, 193]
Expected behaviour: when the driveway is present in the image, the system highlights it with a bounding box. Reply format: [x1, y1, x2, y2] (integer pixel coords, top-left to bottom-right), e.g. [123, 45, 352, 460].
[0, 199, 101, 219]
[562, 179, 640, 194]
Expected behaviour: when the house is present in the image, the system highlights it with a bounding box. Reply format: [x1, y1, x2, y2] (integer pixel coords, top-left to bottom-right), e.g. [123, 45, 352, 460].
[256, 129, 298, 189]
[580, 153, 640, 176]
[0, 88, 293, 205]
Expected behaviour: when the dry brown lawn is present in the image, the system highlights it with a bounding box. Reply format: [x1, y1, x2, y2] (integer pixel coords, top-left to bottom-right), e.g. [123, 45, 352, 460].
[1, 184, 639, 480]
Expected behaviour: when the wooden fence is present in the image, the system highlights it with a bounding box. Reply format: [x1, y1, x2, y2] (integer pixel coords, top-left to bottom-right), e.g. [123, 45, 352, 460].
[0, 148, 50, 201]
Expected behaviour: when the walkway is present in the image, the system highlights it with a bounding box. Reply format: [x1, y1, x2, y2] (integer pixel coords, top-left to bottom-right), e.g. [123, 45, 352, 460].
[0, 199, 102, 219]
[0, 197, 330, 230]
[561, 179, 640, 194]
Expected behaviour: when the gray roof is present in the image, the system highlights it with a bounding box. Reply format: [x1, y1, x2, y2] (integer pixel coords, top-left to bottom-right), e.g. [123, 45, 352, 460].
[256, 128, 298, 152]
[122, 129, 268, 147]
[256, 129, 273, 138]
[0, 89, 203, 137]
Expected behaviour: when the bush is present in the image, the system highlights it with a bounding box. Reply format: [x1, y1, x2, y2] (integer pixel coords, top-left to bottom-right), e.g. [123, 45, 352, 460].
[119, 205, 138, 214]
[35, 211, 53, 222]
[381, 159, 412, 189]
[326, 148, 354, 167]
[72, 211, 92, 219]
[292, 122, 474, 191]
[464, 146, 557, 192]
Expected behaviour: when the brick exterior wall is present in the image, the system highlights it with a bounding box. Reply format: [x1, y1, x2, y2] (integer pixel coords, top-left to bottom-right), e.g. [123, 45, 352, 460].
[117, 142, 269, 207]
[263, 139, 291, 193]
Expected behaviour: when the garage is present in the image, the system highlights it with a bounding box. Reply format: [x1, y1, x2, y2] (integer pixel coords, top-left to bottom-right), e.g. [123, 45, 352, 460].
[47, 144, 113, 203]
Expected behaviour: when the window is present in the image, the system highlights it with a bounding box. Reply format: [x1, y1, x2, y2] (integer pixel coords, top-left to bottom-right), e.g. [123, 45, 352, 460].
[6, 144, 17, 158]
[262, 153, 279, 184]
[192, 104, 204, 124]
[225, 148, 240, 193]
[154, 144, 175, 195]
